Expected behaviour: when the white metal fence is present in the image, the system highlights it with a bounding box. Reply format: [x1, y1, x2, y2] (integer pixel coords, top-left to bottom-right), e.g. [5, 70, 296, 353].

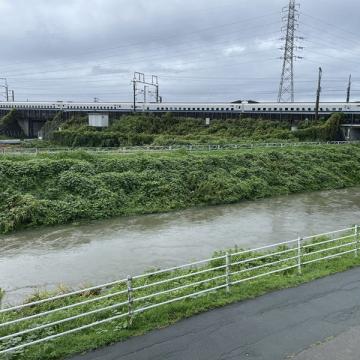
[1, 141, 359, 156]
[0, 226, 359, 355]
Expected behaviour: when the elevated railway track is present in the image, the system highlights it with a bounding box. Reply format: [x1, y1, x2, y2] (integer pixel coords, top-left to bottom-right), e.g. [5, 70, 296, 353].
[1, 100, 360, 137]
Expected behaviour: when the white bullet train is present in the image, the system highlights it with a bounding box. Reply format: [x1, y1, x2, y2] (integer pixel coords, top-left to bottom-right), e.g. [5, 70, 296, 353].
[0, 100, 359, 115]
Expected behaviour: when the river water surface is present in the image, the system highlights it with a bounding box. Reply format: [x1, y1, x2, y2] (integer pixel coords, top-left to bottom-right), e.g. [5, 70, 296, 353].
[1, 187, 360, 305]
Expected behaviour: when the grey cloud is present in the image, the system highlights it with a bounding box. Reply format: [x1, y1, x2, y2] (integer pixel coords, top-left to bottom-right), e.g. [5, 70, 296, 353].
[0, 0, 359, 102]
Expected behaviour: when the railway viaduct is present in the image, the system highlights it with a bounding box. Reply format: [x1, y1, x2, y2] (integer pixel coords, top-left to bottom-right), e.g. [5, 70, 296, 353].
[0, 106, 360, 138]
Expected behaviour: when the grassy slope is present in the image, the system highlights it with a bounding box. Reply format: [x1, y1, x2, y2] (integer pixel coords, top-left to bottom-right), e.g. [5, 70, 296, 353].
[0, 144, 360, 234]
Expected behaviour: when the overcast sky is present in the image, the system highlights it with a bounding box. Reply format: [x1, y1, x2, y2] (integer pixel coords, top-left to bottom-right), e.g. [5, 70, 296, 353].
[0, 0, 359, 103]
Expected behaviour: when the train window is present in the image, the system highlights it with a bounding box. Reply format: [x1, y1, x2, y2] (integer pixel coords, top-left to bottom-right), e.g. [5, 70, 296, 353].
[263, 108, 266, 111]
[332, 108, 336, 111]
[157, 107, 159, 110]
[252, 108, 256, 111]
[339, 108, 343, 111]
[285, 108, 288, 111]
[320, 108, 323, 111]
[216, 108, 219, 111]
[291, 108, 294, 111]
[296, 108, 300, 111]
[274, 108, 277, 111]
[302, 108, 305, 111]
[308, 108, 311, 111]
[268, 108, 272, 111]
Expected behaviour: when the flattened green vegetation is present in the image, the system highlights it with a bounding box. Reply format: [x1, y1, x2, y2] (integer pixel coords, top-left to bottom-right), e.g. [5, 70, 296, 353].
[1, 145, 360, 234]
[1, 233, 359, 359]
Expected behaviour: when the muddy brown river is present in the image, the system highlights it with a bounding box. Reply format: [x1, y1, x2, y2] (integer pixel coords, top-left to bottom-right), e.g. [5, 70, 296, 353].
[1, 187, 360, 306]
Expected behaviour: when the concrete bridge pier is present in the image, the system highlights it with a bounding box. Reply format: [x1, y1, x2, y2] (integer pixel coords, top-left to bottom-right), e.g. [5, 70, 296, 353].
[341, 125, 360, 141]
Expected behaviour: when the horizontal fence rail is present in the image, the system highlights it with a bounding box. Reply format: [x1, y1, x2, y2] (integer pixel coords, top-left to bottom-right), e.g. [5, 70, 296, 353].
[0, 225, 359, 355]
[1, 141, 359, 156]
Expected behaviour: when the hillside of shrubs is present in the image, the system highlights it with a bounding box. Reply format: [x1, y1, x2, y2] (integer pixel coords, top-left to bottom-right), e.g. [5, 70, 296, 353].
[48, 112, 344, 147]
[0, 144, 359, 234]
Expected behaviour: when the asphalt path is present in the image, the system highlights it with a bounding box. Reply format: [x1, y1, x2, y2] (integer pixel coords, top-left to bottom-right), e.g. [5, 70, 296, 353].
[71, 267, 360, 360]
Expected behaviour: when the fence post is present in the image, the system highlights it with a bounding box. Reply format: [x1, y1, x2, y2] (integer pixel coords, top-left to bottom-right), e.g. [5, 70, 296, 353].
[0, 288, 3, 310]
[127, 276, 134, 325]
[297, 237, 302, 275]
[355, 225, 359, 258]
[226, 252, 231, 293]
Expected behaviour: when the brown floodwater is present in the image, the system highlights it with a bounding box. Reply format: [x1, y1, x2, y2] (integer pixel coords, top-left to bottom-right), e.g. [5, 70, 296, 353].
[1, 187, 360, 306]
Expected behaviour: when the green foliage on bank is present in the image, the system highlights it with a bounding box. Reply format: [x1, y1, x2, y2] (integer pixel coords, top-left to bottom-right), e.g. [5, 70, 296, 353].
[0, 145, 359, 234]
[1, 232, 360, 360]
[50, 113, 344, 147]
[295, 113, 344, 141]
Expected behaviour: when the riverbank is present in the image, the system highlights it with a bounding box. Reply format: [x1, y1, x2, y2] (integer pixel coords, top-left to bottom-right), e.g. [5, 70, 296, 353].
[1, 228, 360, 359]
[1, 144, 360, 234]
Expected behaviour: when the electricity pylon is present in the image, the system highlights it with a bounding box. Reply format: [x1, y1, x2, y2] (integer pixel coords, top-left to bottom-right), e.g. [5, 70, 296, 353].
[277, 0, 303, 103]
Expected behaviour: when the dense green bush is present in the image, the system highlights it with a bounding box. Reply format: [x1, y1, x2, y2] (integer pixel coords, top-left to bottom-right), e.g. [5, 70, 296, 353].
[50, 113, 343, 147]
[295, 113, 344, 141]
[0, 145, 360, 233]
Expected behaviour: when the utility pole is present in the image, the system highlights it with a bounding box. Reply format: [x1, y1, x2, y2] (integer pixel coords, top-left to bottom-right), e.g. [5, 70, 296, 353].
[346, 74, 352, 103]
[132, 79, 137, 113]
[278, 0, 303, 103]
[152, 75, 160, 103]
[315, 67, 322, 121]
[144, 85, 148, 103]
[0, 78, 9, 102]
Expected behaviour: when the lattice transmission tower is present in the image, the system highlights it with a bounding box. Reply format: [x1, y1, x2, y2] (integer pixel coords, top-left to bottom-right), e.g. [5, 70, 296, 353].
[277, 0, 303, 103]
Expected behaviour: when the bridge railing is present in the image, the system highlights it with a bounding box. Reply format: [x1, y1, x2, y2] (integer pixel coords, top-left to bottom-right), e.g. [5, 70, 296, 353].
[0, 141, 359, 155]
[0, 226, 359, 355]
